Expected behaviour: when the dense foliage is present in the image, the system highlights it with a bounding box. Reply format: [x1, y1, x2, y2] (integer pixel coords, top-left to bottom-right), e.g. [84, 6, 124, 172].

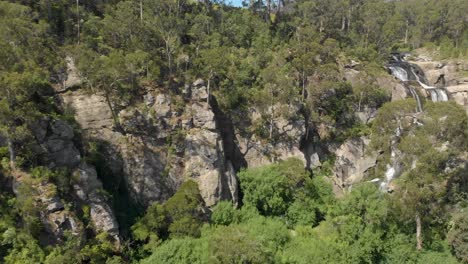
[0, 0, 467, 263]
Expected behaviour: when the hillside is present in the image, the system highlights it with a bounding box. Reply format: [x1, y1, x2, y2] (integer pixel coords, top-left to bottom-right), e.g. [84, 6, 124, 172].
[0, 0, 467, 263]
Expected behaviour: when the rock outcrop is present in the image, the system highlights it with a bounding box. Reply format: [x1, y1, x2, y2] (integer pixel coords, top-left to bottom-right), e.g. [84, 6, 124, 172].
[72, 163, 120, 240]
[27, 118, 120, 243]
[236, 105, 308, 169]
[183, 82, 239, 206]
[332, 137, 377, 193]
[411, 58, 468, 110]
[59, 79, 240, 208]
[411, 60, 460, 86]
[30, 118, 81, 168]
[446, 83, 468, 112]
[11, 170, 82, 245]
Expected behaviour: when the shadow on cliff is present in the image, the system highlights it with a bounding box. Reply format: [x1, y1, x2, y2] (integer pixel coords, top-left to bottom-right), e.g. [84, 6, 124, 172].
[84, 138, 143, 238]
[209, 96, 248, 172]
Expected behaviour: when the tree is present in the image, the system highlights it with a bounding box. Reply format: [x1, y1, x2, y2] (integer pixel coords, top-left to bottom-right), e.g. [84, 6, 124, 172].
[380, 102, 468, 251]
[239, 158, 308, 216]
[447, 211, 468, 263]
[132, 180, 206, 249]
[290, 25, 321, 101]
[0, 2, 55, 169]
[252, 50, 297, 140]
[76, 48, 134, 132]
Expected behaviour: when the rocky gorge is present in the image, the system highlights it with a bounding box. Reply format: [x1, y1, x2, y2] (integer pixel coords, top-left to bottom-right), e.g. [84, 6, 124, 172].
[8, 52, 467, 244]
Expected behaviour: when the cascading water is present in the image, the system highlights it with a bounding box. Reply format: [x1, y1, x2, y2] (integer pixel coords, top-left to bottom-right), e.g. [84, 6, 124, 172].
[387, 53, 449, 113]
[380, 125, 402, 192]
[411, 68, 449, 102]
[388, 66, 409, 82]
[388, 66, 423, 112]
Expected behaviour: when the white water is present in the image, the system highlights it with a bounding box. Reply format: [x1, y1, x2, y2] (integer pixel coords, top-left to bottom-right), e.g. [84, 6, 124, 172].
[380, 125, 402, 192]
[380, 164, 395, 191]
[430, 90, 438, 102]
[408, 86, 423, 112]
[389, 66, 409, 82]
[436, 89, 449, 101]
[411, 68, 449, 102]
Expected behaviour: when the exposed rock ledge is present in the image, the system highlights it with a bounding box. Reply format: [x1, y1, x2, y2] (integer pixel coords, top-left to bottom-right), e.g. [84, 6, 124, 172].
[333, 137, 377, 194]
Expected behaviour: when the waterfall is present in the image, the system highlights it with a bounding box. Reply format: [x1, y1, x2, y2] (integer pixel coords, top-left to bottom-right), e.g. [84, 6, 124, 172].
[411, 68, 449, 102]
[388, 53, 449, 104]
[436, 89, 448, 101]
[388, 66, 423, 112]
[408, 86, 423, 112]
[380, 125, 402, 192]
[389, 66, 409, 82]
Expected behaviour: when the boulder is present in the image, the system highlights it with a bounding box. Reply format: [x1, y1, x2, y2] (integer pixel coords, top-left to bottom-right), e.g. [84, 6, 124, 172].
[344, 69, 361, 86]
[144, 93, 155, 106]
[191, 83, 209, 101]
[376, 76, 408, 101]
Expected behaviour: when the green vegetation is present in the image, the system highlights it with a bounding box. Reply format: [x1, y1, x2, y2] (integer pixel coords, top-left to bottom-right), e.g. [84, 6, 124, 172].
[0, 0, 466, 263]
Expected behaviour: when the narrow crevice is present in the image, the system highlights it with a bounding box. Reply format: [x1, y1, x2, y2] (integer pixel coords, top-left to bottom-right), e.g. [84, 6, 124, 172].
[209, 97, 247, 172]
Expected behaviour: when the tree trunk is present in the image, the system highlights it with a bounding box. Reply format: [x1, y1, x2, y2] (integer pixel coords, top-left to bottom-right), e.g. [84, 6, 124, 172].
[416, 213, 423, 250]
[165, 39, 172, 77]
[269, 86, 274, 140]
[347, 8, 351, 31]
[267, 0, 271, 20]
[341, 16, 346, 31]
[104, 90, 123, 133]
[6, 134, 16, 170]
[76, 0, 80, 44]
[46, 0, 51, 21]
[358, 91, 363, 112]
[140, 0, 143, 22]
[302, 71, 306, 102]
[404, 19, 409, 45]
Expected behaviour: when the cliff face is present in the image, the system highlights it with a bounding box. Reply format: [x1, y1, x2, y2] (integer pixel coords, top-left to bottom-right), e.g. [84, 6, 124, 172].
[12, 118, 120, 245]
[49, 53, 468, 243]
[54, 58, 384, 215]
[60, 79, 240, 208]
